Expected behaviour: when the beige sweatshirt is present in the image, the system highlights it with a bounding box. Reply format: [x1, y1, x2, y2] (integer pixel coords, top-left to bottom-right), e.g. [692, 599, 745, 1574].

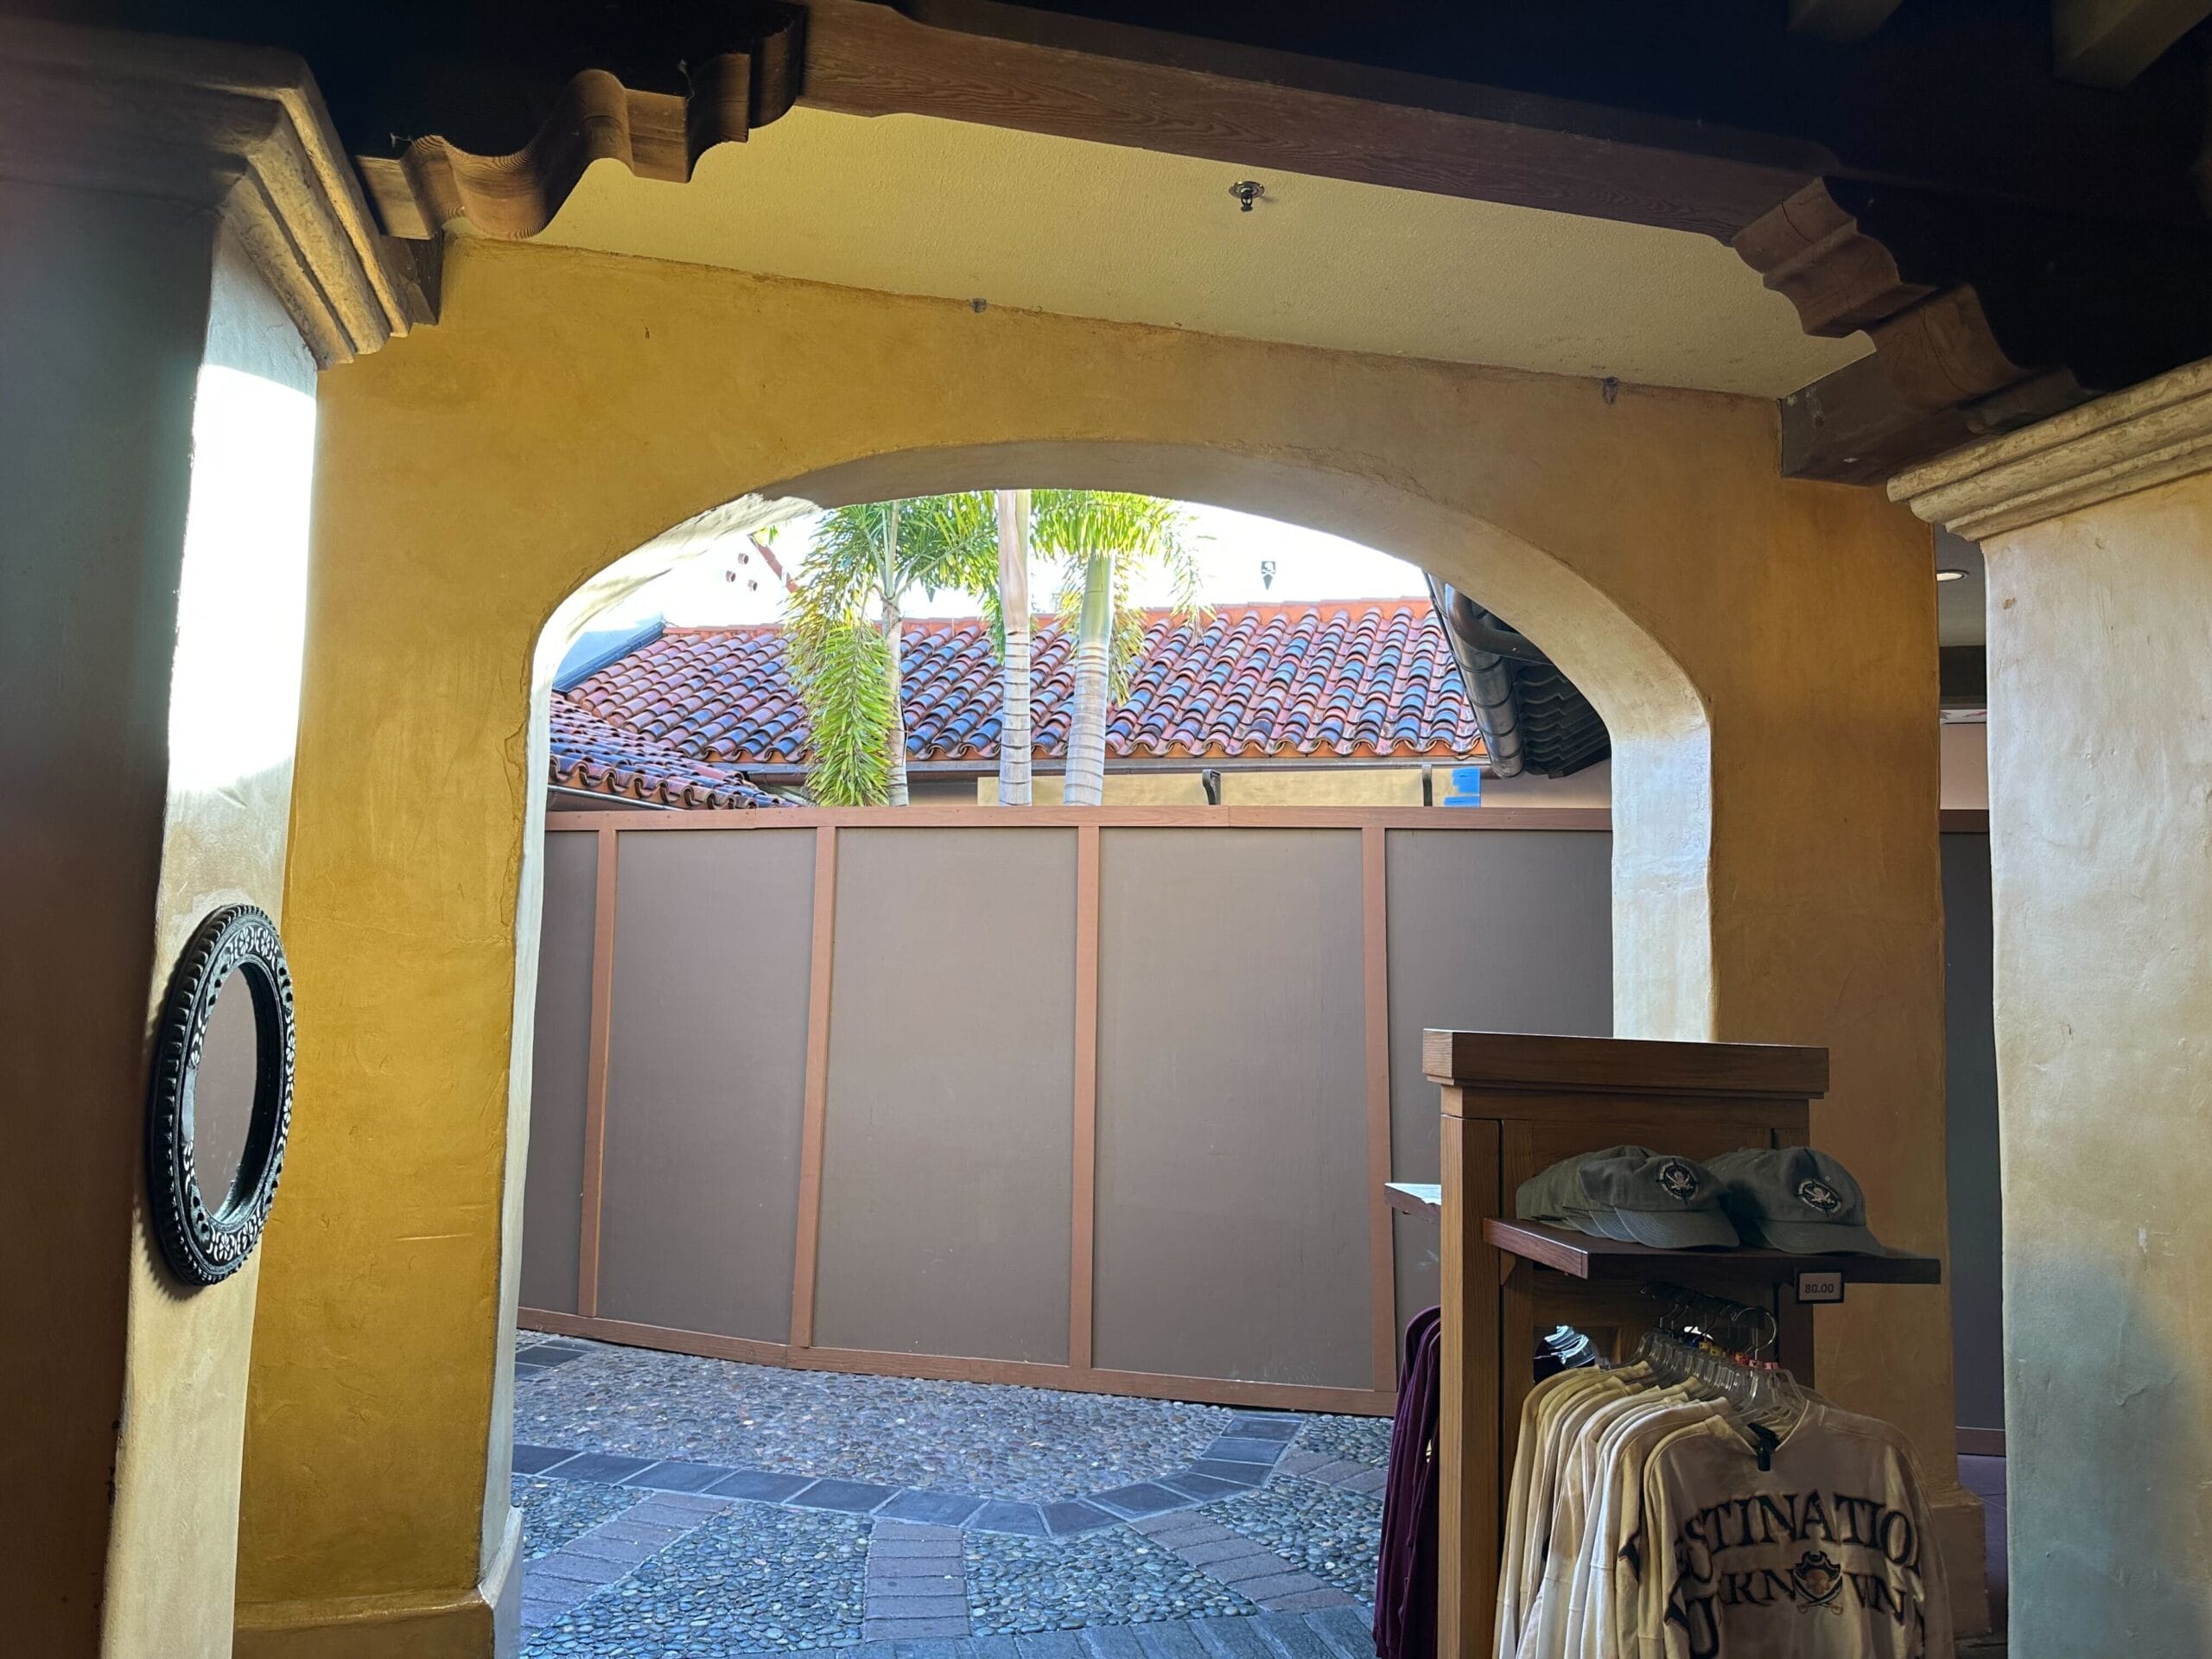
[1498, 1370, 1624, 1657]
[1634, 1401, 1953, 1658]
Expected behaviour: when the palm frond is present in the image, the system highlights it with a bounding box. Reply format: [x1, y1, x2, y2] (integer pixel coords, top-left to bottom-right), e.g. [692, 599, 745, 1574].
[787, 615, 894, 804]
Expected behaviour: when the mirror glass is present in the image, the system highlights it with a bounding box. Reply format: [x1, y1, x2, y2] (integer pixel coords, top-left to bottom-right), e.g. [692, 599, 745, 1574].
[188, 969, 261, 1217]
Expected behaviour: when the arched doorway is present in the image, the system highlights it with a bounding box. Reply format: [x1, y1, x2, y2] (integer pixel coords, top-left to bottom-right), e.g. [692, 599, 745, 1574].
[233, 237, 1956, 1655]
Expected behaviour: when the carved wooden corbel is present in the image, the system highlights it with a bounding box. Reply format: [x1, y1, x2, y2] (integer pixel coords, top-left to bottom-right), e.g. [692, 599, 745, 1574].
[357, 16, 804, 242]
[1742, 178, 2212, 481]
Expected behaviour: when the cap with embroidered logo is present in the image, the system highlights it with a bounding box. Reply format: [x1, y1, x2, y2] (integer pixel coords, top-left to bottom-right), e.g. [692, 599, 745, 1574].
[1704, 1147, 1888, 1255]
[1516, 1145, 1739, 1249]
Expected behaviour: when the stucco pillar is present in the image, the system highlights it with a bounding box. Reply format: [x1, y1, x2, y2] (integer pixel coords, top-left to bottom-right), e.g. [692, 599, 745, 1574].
[0, 22, 410, 1656]
[1893, 362, 2212, 1654]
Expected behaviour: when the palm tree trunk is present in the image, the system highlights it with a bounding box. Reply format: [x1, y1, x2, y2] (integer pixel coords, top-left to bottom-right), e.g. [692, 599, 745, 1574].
[1062, 545, 1114, 805]
[995, 489, 1033, 805]
[881, 501, 910, 806]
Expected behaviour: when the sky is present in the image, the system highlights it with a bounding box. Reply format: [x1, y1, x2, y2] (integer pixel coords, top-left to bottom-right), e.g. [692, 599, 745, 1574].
[639, 500, 1431, 628]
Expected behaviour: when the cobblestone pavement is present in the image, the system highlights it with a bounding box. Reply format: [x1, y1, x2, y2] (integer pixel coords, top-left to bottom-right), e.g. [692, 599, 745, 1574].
[513, 1335, 1389, 1659]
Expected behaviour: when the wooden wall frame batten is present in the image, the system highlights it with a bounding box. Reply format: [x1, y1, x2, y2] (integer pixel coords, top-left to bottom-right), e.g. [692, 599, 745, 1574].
[519, 1307, 1394, 1417]
[788, 824, 839, 1351]
[1361, 825, 1396, 1393]
[544, 805, 1614, 833]
[575, 823, 620, 1315]
[1070, 823, 1103, 1371]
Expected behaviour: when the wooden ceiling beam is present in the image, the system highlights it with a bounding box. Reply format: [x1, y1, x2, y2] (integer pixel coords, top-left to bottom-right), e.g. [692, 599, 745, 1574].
[797, 0, 1823, 242]
[2053, 0, 2212, 87]
[1788, 0, 1910, 43]
[41, 0, 2201, 481]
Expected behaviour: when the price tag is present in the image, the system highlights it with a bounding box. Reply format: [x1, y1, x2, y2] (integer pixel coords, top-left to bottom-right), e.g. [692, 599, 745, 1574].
[1796, 1270, 1845, 1304]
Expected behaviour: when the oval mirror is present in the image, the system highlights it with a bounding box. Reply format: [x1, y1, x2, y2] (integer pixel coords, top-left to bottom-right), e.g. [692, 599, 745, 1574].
[147, 905, 296, 1285]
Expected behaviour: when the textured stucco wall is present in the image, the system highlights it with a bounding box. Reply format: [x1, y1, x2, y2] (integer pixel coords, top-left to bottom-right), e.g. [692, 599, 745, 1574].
[249, 238, 1964, 1641]
[1982, 474, 2212, 1653]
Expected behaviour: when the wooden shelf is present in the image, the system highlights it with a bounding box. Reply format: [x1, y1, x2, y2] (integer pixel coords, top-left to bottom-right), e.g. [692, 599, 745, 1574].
[1422, 1029, 1828, 1096]
[1385, 1180, 1442, 1217]
[1484, 1217, 1942, 1285]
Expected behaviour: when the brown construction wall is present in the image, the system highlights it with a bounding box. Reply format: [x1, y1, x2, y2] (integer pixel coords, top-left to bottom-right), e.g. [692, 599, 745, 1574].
[1092, 829, 1371, 1389]
[526, 808, 1615, 1410]
[521, 830, 599, 1313]
[596, 829, 816, 1340]
[1382, 830, 1614, 1329]
[812, 828, 1077, 1363]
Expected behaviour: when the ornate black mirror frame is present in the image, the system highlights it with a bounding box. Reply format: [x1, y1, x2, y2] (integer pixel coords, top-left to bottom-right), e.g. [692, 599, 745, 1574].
[146, 903, 296, 1286]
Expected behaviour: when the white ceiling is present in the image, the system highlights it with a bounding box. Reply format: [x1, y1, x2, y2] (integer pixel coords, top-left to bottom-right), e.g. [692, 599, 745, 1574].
[529, 105, 1871, 398]
[1937, 529, 1987, 648]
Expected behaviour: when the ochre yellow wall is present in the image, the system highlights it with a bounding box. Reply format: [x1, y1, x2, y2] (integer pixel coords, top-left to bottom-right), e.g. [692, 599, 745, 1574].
[252, 237, 1971, 1646]
[1979, 470, 2212, 1654]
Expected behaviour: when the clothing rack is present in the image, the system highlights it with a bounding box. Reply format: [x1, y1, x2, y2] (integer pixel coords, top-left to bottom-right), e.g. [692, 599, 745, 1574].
[1407, 1030, 1942, 1659]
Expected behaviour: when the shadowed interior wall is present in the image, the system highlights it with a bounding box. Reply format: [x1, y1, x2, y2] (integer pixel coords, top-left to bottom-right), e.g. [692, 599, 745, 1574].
[599, 829, 814, 1339]
[1092, 829, 1369, 1388]
[1942, 831, 2002, 1436]
[4, 181, 320, 1656]
[1384, 830, 1613, 1329]
[521, 831, 597, 1314]
[813, 828, 1077, 1362]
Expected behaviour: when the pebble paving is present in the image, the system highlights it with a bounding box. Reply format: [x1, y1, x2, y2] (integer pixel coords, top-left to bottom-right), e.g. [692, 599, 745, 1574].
[513, 1333, 1393, 1654]
[1291, 1417, 1392, 1470]
[513, 1473, 647, 1561]
[518, 1343, 1230, 1501]
[1195, 1478, 1382, 1600]
[964, 1527, 1255, 1633]
[524, 1503, 871, 1657]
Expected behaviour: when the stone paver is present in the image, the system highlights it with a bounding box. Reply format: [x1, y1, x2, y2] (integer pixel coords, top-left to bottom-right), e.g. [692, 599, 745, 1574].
[1128, 1511, 1353, 1612]
[518, 1483, 728, 1636]
[867, 1518, 969, 1641]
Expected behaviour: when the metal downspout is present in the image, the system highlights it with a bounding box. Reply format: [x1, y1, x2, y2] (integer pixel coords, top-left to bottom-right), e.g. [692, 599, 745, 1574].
[1425, 573, 1527, 779]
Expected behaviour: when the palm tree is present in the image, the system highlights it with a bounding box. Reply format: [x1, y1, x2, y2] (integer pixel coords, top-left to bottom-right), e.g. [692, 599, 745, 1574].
[995, 490, 1034, 806]
[1039, 493, 1204, 805]
[785, 490, 1200, 806]
[785, 494, 995, 805]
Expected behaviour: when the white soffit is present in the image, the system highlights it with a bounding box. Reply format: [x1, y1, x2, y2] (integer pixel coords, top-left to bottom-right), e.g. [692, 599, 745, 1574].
[531, 105, 1870, 398]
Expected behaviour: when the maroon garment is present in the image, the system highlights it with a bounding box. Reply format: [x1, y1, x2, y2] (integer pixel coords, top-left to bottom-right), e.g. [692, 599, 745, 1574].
[1375, 1306, 1442, 1659]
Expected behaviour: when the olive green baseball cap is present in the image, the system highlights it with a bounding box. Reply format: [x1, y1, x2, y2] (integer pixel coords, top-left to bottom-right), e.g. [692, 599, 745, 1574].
[1516, 1145, 1739, 1249]
[1705, 1147, 1888, 1255]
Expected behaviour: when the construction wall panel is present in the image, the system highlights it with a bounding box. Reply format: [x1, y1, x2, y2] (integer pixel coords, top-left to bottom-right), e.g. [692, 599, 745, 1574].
[597, 829, 815, 1339]
[812, 828, 1077, 1363]
[1383, 828, 1612, 1332]
[521, 830, 598, 1313]
[1093, 829, 1370, 1388]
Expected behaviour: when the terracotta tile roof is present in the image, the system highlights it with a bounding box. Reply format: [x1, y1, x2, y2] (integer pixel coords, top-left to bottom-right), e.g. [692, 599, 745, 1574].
[564, 601, 1486, 768]
[549, 698, 785, 809]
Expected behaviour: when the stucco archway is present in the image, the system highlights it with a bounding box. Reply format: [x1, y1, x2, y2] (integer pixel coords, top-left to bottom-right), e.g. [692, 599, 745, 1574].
[235, 237, 1964, 1655]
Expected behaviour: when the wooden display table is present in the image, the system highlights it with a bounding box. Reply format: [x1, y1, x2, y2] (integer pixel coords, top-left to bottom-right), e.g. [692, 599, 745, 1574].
[1419, 1030, 1936, 1659]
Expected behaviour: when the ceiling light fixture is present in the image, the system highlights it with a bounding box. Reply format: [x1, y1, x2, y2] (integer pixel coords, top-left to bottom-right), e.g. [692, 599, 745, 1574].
[1936, 568, 1968, 582]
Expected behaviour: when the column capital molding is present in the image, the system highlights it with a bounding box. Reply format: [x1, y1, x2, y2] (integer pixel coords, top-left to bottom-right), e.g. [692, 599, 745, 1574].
[1890, 355, 2212, 541]
[0, 19, 423, 366]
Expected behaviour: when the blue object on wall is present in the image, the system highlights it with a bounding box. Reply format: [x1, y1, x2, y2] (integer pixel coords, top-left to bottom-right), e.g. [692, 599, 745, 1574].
[1443, 765, 1483, 808]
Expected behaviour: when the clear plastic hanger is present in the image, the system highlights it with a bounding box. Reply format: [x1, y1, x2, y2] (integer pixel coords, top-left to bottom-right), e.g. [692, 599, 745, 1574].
[1729, 1306, 1807, 1430]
